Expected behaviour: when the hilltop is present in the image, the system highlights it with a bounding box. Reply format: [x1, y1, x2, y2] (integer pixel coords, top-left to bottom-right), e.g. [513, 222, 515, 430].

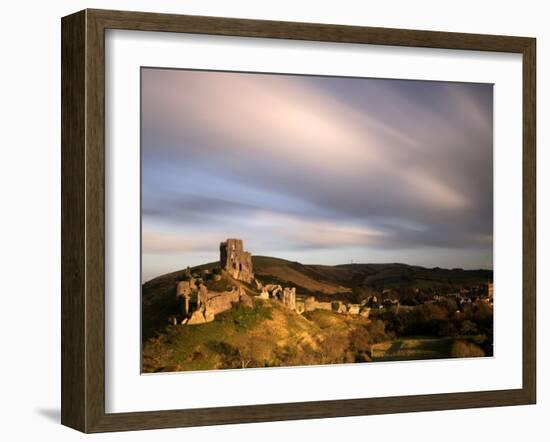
[141, 251, 492, 373]
[142, 297, 375, 373]
[142, 256, 491, 341]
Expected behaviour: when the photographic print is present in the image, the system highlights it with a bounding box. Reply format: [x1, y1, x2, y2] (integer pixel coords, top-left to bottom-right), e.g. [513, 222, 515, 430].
[141, 68, 494, 374]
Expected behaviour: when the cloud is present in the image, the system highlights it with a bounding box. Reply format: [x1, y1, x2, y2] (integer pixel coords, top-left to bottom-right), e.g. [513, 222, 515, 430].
[142, 229, 212, 254]
[141, 68, 493, 274]
[403, 168, 472, 210]
[252, 211, 385, 248]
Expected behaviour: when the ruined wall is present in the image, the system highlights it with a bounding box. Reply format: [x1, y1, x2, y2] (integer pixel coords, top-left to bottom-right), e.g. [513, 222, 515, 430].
[297, 297, 368, 316]
[176, 279, 196, 296]
[303, 296, 332, 312]
[176, 238, 374, 325]
[304, 296, 316, 312]
[220, 238, 254, 283]
[204, 288, 241, 315]
[187, 287, 245, 325]
[177, 280, 196, 315]
[282, 287, 296, 311]
[360, 308, 371, 318]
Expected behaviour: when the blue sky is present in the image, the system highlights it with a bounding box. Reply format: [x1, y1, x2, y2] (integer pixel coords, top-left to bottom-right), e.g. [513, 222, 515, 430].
[141, 68, 493, 282]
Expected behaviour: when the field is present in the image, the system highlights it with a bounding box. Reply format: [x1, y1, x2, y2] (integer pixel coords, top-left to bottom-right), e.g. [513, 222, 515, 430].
[371, 337, 485, 361]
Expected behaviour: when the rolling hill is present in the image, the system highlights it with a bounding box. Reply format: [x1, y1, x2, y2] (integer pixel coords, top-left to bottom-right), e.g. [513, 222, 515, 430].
[142, 298, 363, 373]
[253, 257, 492, 293]
[142, 256, 492, 343]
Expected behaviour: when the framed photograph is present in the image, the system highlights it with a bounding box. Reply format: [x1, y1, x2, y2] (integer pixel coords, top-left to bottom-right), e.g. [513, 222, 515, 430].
[61, 9, 536, 433]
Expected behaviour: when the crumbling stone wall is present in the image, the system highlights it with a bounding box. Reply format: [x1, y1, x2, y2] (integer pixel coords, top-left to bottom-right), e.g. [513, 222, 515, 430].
[204, 287, 241, 315]
[177, 280, 196, 315]
[174, 239, 374, 326]
[186, 287, 246, 325]
[220, 238, 254, 283]
[360, 307, 371, 318]
[303, 296, 332, 312]
[282, 287, 296, 311]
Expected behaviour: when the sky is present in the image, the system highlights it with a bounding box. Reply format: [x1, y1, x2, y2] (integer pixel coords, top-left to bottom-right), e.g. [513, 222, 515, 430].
[141, 68, 493, 282]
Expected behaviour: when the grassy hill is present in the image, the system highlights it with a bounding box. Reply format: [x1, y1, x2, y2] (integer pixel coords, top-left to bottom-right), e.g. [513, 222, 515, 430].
[142, 293, 489, 373]
[252, 256, 352, 295]
[141, 257, 492, 372]
[335, 263, 492, 289]
[142, 256, 492, 342]
[254, 257, 491, 293]
[142, 298, 371, 373]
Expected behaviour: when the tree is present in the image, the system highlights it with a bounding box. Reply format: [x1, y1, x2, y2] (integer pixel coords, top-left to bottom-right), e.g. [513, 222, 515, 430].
[459, 319, 478, 335]
[232, 335, 272, 368]
[317, 334, 350, 364]
[473, 301, 493, 326]
[348, 320, 389, 360]
[450, 340, 485, 358]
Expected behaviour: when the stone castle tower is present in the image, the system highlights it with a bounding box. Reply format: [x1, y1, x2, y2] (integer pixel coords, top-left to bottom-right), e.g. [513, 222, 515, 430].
[220, 238, 254, 283]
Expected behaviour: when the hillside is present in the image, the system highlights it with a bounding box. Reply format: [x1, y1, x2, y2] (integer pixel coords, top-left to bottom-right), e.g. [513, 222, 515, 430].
[142, 256, 492, 342]
[142, 256, 492, 372]
[142, 298, 372, 373]
[252, 256, 351, 294]
[253, 257, 491, 293]
[334, 263, 492, 290]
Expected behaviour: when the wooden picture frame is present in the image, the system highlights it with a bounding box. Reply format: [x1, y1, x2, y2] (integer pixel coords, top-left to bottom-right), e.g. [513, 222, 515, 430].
[61, 8, 536, 433]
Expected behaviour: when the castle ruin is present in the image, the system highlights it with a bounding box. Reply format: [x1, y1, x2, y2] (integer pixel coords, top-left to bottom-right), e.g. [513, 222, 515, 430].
[220, 238, 254, 283]
[172, 238, 370, 326]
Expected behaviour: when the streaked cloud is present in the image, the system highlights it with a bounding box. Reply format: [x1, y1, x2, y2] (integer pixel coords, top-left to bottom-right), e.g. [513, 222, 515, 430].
[141, 68, 493, 281]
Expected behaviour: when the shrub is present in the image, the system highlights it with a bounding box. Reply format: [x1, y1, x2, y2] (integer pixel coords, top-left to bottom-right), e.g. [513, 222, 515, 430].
[439, 297, 458, 315]
[473, 301, 493, 327]
[366, 320, 390, 343]
[348, 327, 371, 354]
[396, 303, 450, 337]
[459, 319, 478, 335]
[207, 341, 241, 368]
[450, 340, 485, 358]
[227, 303, 272, 330]
[274, 343, 321, 367]
[208, 337, 273, 369]
[421, 303, 450, 321]
[317, 334, 350, 364]
[348, 320, 389, 361]
[438, 321, 458, 337]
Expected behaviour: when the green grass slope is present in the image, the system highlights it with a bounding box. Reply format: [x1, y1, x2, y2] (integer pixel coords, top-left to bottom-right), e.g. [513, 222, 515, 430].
[142, 257, 492, 342]
[142, 298, 371, 373]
